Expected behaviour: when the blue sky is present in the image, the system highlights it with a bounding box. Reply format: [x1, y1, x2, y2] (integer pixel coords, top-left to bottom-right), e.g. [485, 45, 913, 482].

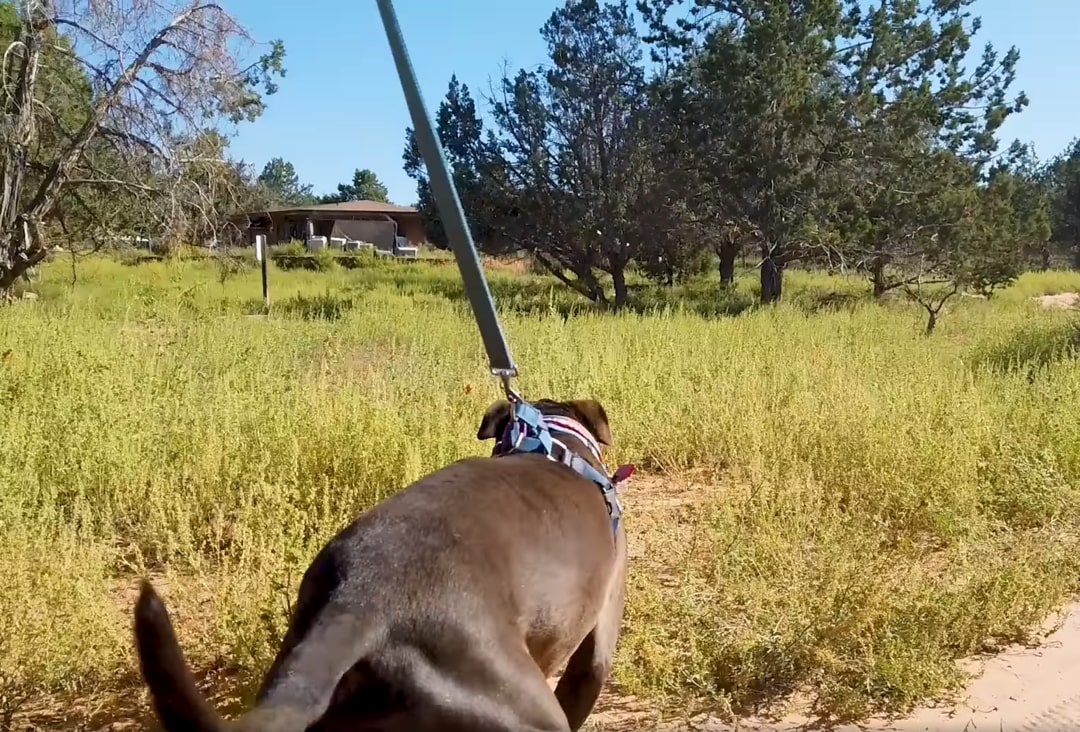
[224, 0, 1079, 206]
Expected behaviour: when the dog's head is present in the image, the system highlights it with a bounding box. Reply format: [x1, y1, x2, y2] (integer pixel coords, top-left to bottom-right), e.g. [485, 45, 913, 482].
[476, 398, 612, 468]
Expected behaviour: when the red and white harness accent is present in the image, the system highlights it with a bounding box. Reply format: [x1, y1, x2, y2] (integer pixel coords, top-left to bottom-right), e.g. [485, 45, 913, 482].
[544, 415, 636, 523]
[544, 415, 606, 466]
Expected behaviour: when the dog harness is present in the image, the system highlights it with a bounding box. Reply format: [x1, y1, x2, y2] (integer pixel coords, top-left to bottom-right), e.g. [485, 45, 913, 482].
[493, 401, 634, 533]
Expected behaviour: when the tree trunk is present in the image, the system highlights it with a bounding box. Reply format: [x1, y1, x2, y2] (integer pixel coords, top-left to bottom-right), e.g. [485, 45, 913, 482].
[532, 251, 606, 305]
[718, 241, 736, 287]
[0, 241, 49, 295]
[612, 263, 628, 309]
[913, 284, 959, 336]
[1074, 243, 1080, 271]
[0, 15, 43, 300]
[870, 257, 888, 297]
[1026, 239, 1052, 270]
[760, 254, 783, 304]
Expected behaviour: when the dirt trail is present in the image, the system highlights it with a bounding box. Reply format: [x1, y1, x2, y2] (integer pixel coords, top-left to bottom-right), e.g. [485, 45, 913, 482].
[587, 600, 1080, 730]
[1033, 292, 1080, 310]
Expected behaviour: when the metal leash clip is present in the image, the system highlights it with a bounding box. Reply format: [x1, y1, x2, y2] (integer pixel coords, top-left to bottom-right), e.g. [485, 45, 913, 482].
[493, 367, 523, 404]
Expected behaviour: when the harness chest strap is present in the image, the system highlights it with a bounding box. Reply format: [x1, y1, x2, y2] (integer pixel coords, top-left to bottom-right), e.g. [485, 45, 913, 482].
[496, 402, 634, 532]
[550, 443, 627, 530]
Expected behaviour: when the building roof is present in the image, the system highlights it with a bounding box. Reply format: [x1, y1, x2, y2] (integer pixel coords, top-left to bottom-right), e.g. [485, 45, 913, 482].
[259, 200, 418, 216]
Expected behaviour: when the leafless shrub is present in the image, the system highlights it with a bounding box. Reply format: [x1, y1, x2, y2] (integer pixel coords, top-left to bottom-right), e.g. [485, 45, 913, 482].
[0, 0, 283, 295]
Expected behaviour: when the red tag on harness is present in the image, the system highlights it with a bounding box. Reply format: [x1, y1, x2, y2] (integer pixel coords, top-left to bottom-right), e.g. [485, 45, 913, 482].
[612, 463, 636, 484]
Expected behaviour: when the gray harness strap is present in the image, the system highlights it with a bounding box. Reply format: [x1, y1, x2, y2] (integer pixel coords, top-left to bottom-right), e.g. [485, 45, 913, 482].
[495, 411, 626, 533]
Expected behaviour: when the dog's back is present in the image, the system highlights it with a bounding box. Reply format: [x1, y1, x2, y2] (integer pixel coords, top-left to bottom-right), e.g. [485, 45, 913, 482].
[283, 454, 618, 680]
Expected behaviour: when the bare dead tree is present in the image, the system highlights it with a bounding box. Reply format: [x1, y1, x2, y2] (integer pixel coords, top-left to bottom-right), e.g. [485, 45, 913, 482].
[903, 276, 961, 336]
[159, 131, 268, 252]
[0, 0, 283, 297]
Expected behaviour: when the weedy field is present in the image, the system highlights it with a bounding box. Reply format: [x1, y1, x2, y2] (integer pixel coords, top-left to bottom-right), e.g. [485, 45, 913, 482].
[2, 253, 1080, 728]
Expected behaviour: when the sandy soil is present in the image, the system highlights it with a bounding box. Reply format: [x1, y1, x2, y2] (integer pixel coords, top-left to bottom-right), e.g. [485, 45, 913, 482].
[1033, 292, 1080, 310]
[586, 600, 1080, 730]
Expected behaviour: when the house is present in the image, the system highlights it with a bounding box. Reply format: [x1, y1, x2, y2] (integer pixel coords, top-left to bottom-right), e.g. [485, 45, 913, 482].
[231, 200, 425, 253]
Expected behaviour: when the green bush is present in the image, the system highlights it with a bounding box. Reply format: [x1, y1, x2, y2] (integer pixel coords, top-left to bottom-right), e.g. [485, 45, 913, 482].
[271, 241, 337, 272]
[337, 248, 386, 270]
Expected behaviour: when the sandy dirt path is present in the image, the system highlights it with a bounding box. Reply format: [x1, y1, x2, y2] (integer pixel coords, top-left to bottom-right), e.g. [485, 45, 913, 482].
[588, 600, 1080, 731]
[1033, 292, 1080, 310]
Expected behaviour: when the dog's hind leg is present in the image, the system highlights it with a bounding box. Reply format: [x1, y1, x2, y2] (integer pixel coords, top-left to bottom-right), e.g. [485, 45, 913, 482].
[135, 582, 371, 732]
[554, 531, 628, 731]
[392, 645, 572, 732]
[429, 685, 572, 732]
[245, 606, 382, 727]
[445, 685, 572, 732]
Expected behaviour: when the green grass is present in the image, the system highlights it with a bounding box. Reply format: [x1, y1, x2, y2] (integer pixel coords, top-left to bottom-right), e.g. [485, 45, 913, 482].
[2, 254, 1080, 725]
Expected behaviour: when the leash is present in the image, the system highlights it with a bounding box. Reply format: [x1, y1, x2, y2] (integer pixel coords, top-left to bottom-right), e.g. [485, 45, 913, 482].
[375, 0, 634, 530]
[374, 0, 521, 404]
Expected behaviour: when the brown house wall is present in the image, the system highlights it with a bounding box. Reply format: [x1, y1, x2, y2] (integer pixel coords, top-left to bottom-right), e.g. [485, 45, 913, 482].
[399, 218, 425, 244]
[332, 220, 397, 249]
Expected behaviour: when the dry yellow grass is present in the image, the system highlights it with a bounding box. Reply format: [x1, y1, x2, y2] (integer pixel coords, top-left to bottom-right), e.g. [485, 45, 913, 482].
[1, 255, 1079, 727]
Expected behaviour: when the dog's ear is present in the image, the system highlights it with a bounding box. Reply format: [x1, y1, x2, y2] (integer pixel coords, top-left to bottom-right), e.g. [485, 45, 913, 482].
[477, 400, 512, 440]
[567, 399, 613, 446]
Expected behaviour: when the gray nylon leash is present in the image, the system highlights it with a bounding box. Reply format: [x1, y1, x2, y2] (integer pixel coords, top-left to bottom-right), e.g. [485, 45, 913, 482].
[375, 0, 521, 400]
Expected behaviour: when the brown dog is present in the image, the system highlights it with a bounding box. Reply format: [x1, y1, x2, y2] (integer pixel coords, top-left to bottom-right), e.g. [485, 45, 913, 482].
[134, 398, 628, 731]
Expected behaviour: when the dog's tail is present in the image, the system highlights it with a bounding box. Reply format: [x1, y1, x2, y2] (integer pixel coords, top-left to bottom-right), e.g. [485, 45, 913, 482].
[133, 580, 231, 732]
[135, 579, 377, 732]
